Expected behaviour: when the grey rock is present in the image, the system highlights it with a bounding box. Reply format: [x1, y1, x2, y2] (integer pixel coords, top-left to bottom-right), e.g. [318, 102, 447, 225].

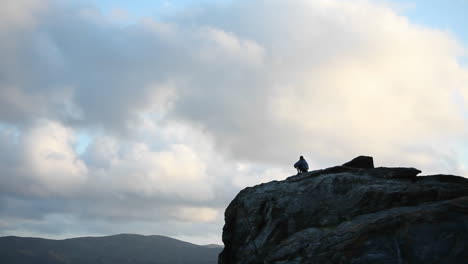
[218, 157, 468, 264]
[342, 156, 374, 169]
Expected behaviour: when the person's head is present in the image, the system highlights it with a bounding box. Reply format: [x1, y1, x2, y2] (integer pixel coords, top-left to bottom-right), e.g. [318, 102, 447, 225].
[300, 156, 304, 160]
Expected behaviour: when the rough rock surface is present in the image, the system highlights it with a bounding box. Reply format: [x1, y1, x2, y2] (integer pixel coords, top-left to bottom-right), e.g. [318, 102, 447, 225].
[218, 157, 468, 264]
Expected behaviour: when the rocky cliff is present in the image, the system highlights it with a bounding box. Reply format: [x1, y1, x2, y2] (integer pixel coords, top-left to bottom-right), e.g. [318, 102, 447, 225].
[218, 156, 468, 264]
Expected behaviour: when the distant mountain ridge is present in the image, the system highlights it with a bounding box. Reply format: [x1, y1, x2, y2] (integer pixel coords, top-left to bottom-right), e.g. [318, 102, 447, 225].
[0, 234, 222, 264]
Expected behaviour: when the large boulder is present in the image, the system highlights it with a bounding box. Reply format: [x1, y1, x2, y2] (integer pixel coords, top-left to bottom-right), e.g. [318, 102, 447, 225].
[218, 156, 468, 264]
[342, 155, 374, 169]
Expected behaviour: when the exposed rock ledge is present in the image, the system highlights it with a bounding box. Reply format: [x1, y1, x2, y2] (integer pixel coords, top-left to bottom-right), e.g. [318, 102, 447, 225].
[218, 156, 468, 264]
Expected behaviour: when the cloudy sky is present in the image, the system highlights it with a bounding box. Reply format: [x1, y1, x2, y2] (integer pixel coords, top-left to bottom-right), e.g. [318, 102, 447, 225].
[0, 0, 467, 245]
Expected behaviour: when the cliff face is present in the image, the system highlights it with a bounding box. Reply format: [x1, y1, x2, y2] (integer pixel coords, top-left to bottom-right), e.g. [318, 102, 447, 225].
[218, 156, 468, 264]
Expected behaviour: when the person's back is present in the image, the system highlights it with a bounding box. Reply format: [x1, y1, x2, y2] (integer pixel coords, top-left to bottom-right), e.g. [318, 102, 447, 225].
[294, 156, 309, 174]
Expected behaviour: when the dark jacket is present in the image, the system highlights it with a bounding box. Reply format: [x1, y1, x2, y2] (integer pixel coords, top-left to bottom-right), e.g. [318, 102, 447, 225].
[294, 158, 309, 171]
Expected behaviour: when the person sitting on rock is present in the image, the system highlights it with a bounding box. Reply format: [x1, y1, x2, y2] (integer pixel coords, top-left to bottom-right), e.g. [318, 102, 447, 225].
[294, 156, 309, 174]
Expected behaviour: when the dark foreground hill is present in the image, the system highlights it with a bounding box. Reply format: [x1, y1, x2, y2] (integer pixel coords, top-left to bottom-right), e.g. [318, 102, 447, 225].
[0, 234, 222, 264]
[219, 156, 468, 264]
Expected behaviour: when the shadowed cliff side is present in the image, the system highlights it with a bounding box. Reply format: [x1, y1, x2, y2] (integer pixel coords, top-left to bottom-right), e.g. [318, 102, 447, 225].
[218, 156, 468, 264]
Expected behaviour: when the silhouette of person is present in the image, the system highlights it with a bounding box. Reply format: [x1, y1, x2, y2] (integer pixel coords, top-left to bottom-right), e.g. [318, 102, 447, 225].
[294, 156, 309, 174]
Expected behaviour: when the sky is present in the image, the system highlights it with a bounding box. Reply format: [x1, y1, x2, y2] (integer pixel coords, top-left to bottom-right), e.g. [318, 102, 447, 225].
[0, 0, 467, 245]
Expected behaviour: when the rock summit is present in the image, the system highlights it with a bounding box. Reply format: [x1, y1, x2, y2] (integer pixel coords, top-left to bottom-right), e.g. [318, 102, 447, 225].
[219, 156, 468, 263]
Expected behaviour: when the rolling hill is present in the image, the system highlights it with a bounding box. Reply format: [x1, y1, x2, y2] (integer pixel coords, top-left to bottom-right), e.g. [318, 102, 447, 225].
[0, 234, 222, 264]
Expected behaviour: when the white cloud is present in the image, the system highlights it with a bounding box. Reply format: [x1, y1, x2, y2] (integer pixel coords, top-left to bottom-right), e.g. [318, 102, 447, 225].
[202, 27, 265, 66]
[0, 0, 45, 31]
[84, 139, 213, 201]
[166, 0, 468, 169]
[109, 7, 131, 22]
[23, 120, 88, 195]
[0, 120, 87, 197]
[172, 206, 219, 222]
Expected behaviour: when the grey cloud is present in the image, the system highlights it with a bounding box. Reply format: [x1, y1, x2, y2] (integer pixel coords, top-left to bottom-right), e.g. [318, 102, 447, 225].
[1, 2, 183, 133]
